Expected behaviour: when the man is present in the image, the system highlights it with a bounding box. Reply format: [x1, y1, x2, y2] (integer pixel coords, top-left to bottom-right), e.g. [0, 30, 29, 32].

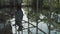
[15, 0, 23, 31]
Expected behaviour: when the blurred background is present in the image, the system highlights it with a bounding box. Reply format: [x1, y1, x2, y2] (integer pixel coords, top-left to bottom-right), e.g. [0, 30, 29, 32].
[0, 0, 60, 34]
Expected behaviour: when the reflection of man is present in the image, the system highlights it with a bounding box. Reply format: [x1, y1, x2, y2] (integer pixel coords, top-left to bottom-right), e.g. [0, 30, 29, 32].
[15, 0, 23, 31]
